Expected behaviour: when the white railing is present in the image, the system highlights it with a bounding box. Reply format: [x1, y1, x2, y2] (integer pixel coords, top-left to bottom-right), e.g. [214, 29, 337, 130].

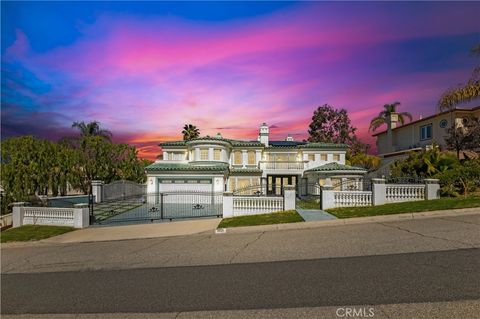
[259, 161, 306, 170]
[1, 213, 13, 229]
[23, 207, 76, 227]
[333, 191, 372, 208]
[385, 184, 425, 203]
[233, 196, 284, 216]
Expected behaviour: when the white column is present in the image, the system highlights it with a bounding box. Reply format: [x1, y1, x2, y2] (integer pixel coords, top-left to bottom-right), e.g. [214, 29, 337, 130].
[163, 151, 168, 161]
[223, 192, 234, 218]
[424, 179, 440, 200]
[195, 148, 200, 161]
[321, 185, 335, 210]
[372, 178, 386, 206]
[73, 204, 90, 228]
[12, 202, 27, 228]
[91, 180, 103, 203]
[255, 150, 262, 166]
[327, 153, 333, 162]
[222, 149, 227, 162]
[283, 185, 296, 211]
[208, 148, 214, 161]
[242, 150, 247, 168]
[339, 153, 346, 164]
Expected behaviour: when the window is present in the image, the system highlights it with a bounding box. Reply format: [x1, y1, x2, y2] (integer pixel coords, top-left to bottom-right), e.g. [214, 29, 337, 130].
[248, 151, 256, 165]
[308, 154, 315, 161]
[420, 124, 432, 140]
[320, 154, 327, 161]
[214, 149, 222, 161]
[333, 154, 340, 161]
[439, 119, 448, 129]
[200, 148, 209, 160]
[234, 151, 242, 165]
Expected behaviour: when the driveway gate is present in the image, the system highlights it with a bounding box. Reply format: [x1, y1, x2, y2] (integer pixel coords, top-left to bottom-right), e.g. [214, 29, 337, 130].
[91, 191, 222, 225]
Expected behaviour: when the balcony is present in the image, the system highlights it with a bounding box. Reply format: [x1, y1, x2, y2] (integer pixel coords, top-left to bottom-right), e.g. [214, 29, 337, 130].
[259, 161, 307, 170]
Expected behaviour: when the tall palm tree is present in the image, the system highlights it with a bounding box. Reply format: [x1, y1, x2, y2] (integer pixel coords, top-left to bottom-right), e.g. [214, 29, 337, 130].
[438, 44, 480, 111]
[72, 121, 112, 139]
[182, 124, 200, 141]
[369, 102, 413, 132]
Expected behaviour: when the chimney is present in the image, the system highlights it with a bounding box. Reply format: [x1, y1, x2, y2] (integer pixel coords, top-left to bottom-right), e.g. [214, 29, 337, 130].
[285, 134, 294, 142]
[386, 113, 398, 153]
[259, 122, 269, 146]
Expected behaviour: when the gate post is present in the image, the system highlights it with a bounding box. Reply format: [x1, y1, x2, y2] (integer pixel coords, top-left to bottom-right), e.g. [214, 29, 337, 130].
[321, 185, 335, 210]
[12, 202, 27, 228]
[372, 178, 386, 206]
[223, 192, 234, 218]
[91, 180, 104, 203]
[283, 185, 296, 211]
[424, 179, 440, 200]
[160, 193, 164, 219]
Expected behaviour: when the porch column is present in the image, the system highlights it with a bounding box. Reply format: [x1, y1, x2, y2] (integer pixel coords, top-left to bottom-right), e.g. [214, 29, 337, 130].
[242, 150, 247, 168]
[208, 148, 214, 161]
[195, 148, 200, 161]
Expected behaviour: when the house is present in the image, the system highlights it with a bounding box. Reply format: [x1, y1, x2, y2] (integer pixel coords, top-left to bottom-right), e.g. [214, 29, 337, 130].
[145, 123, 366, 194]
[373, 105, 480, 158]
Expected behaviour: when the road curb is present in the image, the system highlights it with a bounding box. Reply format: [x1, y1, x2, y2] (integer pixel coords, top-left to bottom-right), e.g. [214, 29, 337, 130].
[219, 207, 480, 234]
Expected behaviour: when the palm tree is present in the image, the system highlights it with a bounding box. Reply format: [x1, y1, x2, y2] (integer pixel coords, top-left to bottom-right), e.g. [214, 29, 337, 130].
[72, 121, 112, 139]
[182, 124, 200, 141]
[438, 44, 480, 111]
[369, 102, 413, 132]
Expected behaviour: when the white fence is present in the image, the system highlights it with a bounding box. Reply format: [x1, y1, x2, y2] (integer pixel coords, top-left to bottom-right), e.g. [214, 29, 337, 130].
[23, 207, 76, 227]
[322, 179, 439, 210]
[1, 213, 13, 229]
[232, 196, 284, 216]
[386, 185, 425, 203]
[333, 191, 372, 208]
[12, 203, 90, 228]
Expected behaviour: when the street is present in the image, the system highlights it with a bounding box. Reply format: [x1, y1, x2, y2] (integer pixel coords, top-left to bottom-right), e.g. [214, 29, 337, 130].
[2, 213, 480, 318]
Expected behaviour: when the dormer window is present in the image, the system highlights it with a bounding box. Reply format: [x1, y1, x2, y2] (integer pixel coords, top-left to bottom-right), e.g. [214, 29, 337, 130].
[320, 154, 327, 161]
[333, 154, 340, 161]
[308, 154, 315, 161]
[248, 151, 255, 165]
[234, 151, 242, 165]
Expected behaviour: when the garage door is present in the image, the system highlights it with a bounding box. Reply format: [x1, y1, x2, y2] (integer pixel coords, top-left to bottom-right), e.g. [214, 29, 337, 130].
[157, 178, 212, 193]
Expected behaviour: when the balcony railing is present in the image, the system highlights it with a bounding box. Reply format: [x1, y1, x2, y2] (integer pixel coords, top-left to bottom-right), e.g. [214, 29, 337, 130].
[259, 161, 307, 170]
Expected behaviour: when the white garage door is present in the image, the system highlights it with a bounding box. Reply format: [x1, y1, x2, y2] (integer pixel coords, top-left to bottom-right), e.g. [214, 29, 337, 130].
[157, 178, 212, 193]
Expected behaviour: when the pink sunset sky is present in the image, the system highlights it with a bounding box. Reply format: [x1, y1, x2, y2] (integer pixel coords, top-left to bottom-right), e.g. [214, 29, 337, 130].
[2, 2, 479, 159]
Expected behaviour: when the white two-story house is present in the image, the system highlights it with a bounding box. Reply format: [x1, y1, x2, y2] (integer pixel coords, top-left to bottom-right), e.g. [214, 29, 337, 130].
[145, 123, 366, 194]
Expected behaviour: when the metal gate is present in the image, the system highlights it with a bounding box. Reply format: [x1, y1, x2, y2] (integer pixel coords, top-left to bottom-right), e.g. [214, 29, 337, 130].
[296, 181, 322, 210]
[102, 180, 147, 202]
[91, 191, 222, 225]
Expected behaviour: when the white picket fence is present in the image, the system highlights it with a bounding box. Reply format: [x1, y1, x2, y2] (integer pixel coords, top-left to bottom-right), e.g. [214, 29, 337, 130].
[333, 191, 372, 208]
[385, 185, 425, 203]
[233, 196, 283, 216]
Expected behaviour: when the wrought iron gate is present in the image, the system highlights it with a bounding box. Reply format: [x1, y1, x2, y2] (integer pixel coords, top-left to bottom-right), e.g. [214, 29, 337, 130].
[91, 191, 222, 225]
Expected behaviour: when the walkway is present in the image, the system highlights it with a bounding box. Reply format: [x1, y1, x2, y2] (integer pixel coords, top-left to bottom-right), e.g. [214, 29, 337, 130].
[296, 209, 337, 222]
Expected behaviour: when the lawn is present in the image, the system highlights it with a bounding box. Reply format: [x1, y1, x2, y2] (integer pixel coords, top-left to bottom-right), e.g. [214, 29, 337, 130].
[218, 210, 304, 228]
[328, 196, 480, 219]
[1, 225, 75, 243]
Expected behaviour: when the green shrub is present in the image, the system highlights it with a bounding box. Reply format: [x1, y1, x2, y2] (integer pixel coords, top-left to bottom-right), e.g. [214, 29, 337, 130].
[435, 159, 480, 197]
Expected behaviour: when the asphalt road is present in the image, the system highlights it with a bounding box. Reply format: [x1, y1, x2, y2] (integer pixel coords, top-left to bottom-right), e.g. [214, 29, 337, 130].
[2, 248, 479, 315]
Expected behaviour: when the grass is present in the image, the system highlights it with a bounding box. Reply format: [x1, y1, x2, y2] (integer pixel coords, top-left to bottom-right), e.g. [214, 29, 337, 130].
[1, 225, 75, 243]
[328, 196, 480, 219]
[218, 210, 304, 228]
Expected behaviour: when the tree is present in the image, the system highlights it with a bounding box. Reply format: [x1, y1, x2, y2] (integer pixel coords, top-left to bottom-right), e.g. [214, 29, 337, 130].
[444, 116, 480, 158]
[307, 104, 357, 144]
[72, 121, 112, 139]
[182, 124, 200, 141]
[438, 43, 480, 111]
[369, 102, 412, 132]
[347, 153, 381, 172]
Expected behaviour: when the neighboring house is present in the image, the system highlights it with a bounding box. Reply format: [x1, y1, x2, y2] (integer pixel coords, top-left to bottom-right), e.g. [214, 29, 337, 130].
[145, 123, 366, 194]
[373, 105, 480, 158]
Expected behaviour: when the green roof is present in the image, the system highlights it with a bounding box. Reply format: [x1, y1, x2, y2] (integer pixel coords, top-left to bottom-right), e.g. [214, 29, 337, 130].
[145, 162, 229, 172]
[160, 137, 263, 148]
[230, 167, 263, 174]
[305, 162, 366, 173]
[159, 141, 187, 147]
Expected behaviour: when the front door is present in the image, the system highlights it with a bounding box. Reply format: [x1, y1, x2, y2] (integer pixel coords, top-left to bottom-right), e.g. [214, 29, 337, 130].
[267, 175, 297, 195]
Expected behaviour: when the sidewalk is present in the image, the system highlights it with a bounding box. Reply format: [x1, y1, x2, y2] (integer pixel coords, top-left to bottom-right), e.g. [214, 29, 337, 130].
[221, 207, 480, 234]
[42, 218, 221, 244]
